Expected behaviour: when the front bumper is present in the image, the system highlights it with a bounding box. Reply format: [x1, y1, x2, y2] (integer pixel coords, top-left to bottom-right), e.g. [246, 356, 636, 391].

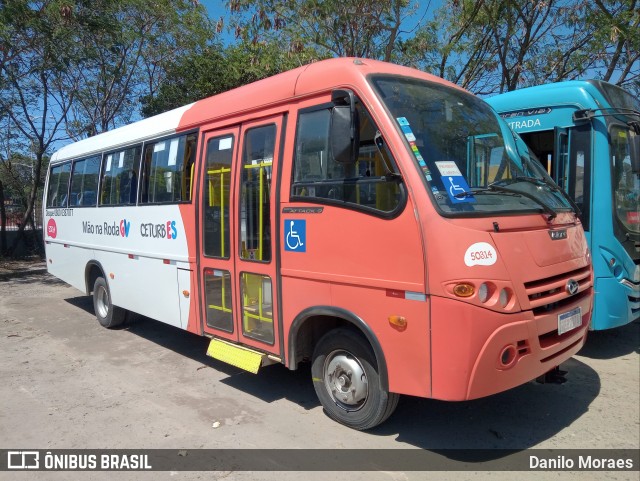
[430, 291, 591, 401]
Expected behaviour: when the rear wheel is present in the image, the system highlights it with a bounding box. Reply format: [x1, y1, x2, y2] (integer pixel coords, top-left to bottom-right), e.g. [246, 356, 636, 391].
[311, 328, 399, 430]
[93, 276, 126, 328]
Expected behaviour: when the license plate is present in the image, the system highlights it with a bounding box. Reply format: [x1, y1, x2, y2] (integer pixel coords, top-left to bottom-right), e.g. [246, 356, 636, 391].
[558, 307, 582, 335]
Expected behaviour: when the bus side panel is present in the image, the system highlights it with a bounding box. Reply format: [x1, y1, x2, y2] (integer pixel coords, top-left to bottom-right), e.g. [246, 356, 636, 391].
[177, 205, 199, 334]
[46, 242, 94, 293]
[280, 200, 428, 396]
[92, 250, 183, 329]
[281, 277, 431, 397]
[330, 283, 431, 397]
[44, 204, 190, 330]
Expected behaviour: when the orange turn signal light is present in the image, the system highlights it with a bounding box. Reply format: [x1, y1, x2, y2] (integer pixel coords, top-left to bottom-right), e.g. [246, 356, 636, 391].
[388, 315, 407, 331]
[453, 283, 475, 297]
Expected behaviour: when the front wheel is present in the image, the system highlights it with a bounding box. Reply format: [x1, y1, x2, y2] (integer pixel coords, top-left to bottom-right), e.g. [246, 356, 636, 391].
[93, 276, 126, 328]
[311, 328, 399, 430]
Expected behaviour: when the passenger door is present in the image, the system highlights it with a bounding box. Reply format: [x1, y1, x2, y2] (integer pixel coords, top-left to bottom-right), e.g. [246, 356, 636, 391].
[199, 115, 284, 357]
[199, 127, 240, 343]
[233, 116, 283, 356]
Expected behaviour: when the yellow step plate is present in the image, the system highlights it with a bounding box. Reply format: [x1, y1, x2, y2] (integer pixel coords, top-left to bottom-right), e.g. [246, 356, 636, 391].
[206, 338, 264, 374]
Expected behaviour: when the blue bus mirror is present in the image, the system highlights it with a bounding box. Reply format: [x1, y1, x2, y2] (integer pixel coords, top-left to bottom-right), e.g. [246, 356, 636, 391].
[630, 127, 640, 173]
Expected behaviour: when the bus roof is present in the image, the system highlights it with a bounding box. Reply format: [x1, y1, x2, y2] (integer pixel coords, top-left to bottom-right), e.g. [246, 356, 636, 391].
[50, 58, 463, 164]
[486, 79, 626, 115]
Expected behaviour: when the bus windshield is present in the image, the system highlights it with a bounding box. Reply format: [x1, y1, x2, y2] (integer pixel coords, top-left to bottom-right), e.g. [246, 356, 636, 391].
[611, 124, 640, 234]
[598, 81, 640, 234]
[370, 75, 573, 216]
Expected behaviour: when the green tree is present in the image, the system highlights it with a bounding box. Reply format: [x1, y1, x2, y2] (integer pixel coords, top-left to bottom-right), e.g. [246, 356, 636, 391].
[227, 0, 418, 62]
[64, 0, 213, 139]
[1, 0, 78, 256]
[1, 0, 214, 256]
[400, 0, 638, 95]
[397, 0, 497, 93]
[400, 0, 593, 94]
[587, 0, 639, 96]
[141, 39, 319, 117]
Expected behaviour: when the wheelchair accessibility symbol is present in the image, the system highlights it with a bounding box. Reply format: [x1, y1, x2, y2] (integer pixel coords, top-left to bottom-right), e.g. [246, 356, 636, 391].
[442, 175, 474, 204]
[285, 219, 306, 252]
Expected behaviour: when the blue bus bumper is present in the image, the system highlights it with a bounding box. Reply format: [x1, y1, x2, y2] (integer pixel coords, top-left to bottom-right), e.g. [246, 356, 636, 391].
[591, 276, 640, 330]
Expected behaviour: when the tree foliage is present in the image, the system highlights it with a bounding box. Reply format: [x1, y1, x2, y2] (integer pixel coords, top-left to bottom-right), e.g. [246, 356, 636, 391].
[1, 0, 80, 255]
[587, 0, 639, 95]
[63, 0, 212, 139]
[141, 39, 319, 117]
[227, 0, 419, 62]
[399, 0, 639, 95]
[1, 0, 637, 258]
[0, 0, 212, 256]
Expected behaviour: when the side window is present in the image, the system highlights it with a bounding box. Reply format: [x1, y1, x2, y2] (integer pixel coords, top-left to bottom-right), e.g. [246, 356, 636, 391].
[292, 101, 402, 213]
[203, 135, 234, 258]
[46, 163, 71, 208]
[141, 133, 197, 203]
[69, 155, 100, 207]
[100, 145, 141, 205]
[239, 125, 276, 262]
[568, 125, 591, 230]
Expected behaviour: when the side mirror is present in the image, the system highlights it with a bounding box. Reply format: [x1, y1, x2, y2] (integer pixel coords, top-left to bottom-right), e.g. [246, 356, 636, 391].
[330, 89, 360, 164]
[630, 127, 640, 173]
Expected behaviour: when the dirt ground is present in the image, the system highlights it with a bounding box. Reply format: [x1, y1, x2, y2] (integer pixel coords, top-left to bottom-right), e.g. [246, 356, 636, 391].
[0, 260, 638, 481]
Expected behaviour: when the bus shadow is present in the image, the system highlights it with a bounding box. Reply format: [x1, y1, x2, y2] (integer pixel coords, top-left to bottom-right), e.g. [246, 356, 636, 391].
[577, 319, 640, 359]
[120, 312, 319, 406]
[63, 303, 602, 456]
[1, 267, 67, 286]
[369, 357, 601, 457]
[64, 295, 95, 314]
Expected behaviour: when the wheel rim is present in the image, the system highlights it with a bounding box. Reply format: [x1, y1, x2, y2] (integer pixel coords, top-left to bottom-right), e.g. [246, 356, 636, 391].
[96, 285, 110, 319]
[323, 349, 368, 411]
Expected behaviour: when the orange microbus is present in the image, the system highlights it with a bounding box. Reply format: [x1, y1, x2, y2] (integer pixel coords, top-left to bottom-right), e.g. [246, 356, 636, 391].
[44, 58, 593, 429]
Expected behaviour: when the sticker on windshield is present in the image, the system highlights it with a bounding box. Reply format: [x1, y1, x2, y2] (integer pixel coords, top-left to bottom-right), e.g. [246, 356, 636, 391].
[400, 124, 416, 141]
[436, 162, 474, 203]
[442, 175, 475, 203]
[464, 242, 497, 266]
[396, 117, 417, 141]
[435, 161, 462, 177]
[397, 117, 434, 182]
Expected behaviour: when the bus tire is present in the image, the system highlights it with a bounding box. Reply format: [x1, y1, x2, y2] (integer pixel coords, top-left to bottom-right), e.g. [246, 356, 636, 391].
[92, 277, 126, 328]
[311, 328, 399, 430]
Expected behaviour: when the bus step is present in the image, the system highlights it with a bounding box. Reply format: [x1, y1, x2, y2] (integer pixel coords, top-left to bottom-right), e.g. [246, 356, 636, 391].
[206, 338, 265, 374]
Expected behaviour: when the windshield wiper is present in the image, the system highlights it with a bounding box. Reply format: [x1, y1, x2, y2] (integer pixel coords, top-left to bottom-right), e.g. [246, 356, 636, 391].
[491, 176, 582, 217]
[454, 187, 522, 198]
[455, 184, 558, 221]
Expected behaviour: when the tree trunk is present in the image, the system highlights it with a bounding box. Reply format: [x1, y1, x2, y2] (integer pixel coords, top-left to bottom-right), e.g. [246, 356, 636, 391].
[0, 179, 6, 256]
[8, 152, 44, 257]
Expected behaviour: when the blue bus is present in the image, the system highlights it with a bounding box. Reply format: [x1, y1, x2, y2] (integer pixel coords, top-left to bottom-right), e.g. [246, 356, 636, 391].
[487, 80, 639, 330]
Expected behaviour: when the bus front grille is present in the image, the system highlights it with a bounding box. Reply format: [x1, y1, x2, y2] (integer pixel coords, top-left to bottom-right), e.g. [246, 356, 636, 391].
[524, 265, 592, 312]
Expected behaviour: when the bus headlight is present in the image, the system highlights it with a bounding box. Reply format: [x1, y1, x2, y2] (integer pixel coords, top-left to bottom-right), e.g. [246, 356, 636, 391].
[499, 288, 510, 308]
[478, 283, 489, 303]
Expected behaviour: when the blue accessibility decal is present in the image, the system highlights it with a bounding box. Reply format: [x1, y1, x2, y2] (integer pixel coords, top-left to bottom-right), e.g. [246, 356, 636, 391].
[284, 219, 306, 252]
[442, 176, 475, 204]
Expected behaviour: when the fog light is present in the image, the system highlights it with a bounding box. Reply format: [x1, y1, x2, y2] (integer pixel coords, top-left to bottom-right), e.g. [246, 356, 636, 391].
[500, 345, 517, 367]
[613, 265, 623, 278]
[453, 283, 475, 297]
[478, 283, 489, 303]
